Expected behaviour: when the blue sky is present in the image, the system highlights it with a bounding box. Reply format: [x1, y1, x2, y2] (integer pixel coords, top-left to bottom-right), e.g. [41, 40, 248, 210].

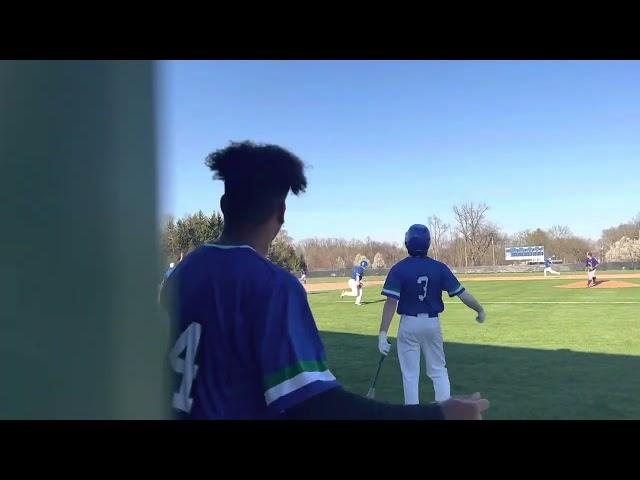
[157, 60, 640, 243]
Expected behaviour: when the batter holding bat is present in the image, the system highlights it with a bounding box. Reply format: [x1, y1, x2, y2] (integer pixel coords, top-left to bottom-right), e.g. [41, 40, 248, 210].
[378, 224, 487, 404]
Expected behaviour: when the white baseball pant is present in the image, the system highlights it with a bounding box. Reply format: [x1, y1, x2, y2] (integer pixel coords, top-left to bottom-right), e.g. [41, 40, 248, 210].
[342, 278, 363, 304]
[544, 267, 560, 276]
[588, 269, 597, 281]
[397, 314, 451, 404]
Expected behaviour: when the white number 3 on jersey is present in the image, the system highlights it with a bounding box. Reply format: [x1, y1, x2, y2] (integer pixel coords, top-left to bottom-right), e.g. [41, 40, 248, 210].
[417, 276, 429, 301]
[169, 322, 202, 413]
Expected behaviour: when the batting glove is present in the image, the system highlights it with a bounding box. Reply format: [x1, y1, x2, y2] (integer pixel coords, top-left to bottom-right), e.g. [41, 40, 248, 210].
[476, 310, 486, 324]
[378, 332, 391, 356]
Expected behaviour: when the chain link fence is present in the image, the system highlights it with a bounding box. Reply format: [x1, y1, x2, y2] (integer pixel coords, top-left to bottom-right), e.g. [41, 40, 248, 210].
[308, 261, 639, 277]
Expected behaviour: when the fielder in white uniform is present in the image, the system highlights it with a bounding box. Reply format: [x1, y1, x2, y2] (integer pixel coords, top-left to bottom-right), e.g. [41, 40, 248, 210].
[543, 257, 561, 276]
[377, 224, 486, 404]
[341, 260, 368, 305]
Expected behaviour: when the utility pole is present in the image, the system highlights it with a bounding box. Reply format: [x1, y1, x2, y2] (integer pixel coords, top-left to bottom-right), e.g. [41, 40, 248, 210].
[492, 236, 496, 266]
[464, 237, 468, 268]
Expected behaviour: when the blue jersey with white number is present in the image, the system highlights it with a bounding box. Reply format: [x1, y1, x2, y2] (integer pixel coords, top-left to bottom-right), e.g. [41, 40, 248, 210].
[160, 243, 340, 420]
[351, 266, 365, 281]
[381, 256, 465, 316]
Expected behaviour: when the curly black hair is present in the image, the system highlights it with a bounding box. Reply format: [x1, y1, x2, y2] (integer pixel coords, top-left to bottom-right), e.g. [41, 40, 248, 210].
[205, 141, 307, 226]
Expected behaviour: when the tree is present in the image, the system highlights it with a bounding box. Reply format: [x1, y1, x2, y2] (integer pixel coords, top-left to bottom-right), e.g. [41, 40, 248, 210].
[161, 210, 225, 265]
[161, 215, 178, 264]
[267, 229, 300, 272]
[509, 226, 592, 264]
[606, 237, 640, 263]
[452, 202, 494, 266]
[208, 211, 224, 241]
[427, 215, 449, 260]
[600, 214, 640, 255]
[510, 230, 531, 247]
[525, 228, 550, 247]
[354, 253, 369, 266]
[549, 225, 572, 240]
[335, 256, 346, 269]
[563, 237, 593, 263]
[372, 252, 386, 269]
[297, 237, 406, 270]
[298, 253, 308, 272]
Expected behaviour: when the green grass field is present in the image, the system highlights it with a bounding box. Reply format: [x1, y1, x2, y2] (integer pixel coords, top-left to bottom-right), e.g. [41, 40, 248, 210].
[308, 276, 640, 419]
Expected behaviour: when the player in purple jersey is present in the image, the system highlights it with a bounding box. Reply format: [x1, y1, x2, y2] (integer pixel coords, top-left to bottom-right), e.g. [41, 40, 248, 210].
[378, 224, 486, 404]
[585, 252, 600, 287]
[160, 141, 489, 420]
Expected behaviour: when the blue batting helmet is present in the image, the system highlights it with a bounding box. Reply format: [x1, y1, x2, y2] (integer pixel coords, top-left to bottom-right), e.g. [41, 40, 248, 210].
[405, 224, 431, 256]
[360, 260, 369, 268]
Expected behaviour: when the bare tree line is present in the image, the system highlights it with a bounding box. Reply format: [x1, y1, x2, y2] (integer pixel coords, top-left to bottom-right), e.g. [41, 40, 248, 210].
[297, 237, 406, 271]
[162, 206, 640, 271]
[296, 203, 640, 270]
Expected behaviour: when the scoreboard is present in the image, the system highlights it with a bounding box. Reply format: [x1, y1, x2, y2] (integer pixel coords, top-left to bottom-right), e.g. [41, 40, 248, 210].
[505, 246, 545, 263]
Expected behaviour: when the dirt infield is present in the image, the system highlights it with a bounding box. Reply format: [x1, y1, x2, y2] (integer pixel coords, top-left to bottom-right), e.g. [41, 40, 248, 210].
[304, 274, 640, 292]
[305, 281, 384, 292]
[556, 280, 640, 289]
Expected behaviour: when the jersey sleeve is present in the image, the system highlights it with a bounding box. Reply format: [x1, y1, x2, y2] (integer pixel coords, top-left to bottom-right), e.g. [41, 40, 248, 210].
[381, 265, 401, 300]
[255, 273, 340, 413]
[442, 265, 465, 297]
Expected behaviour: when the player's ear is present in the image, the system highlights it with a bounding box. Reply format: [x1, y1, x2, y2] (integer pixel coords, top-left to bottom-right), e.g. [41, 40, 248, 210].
[220, 194, 228, 216]
[276, 199, 286, 227]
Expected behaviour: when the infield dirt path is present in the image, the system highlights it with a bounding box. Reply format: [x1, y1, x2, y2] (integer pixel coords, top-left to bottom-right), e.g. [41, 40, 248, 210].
[556, 280, 640, 289]
[304, 273, 640, 293]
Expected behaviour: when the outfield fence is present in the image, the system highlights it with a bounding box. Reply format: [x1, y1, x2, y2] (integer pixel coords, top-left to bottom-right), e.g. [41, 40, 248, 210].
[307, 261, 639, 277]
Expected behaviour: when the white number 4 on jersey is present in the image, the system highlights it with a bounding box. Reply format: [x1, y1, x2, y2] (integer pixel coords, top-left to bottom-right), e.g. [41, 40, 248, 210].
[169, 322, 202, 413]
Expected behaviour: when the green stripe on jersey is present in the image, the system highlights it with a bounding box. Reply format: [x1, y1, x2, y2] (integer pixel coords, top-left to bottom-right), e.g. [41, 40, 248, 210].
[264, 360, 328, 390]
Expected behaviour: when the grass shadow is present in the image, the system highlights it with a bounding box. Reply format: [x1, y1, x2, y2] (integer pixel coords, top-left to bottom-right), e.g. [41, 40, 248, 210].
[320, 330, 640, 420]
[361, 299, 386, 305]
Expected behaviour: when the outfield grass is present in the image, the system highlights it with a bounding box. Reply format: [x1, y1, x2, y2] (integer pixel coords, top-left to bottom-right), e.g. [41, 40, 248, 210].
[308, 277, 640, 419]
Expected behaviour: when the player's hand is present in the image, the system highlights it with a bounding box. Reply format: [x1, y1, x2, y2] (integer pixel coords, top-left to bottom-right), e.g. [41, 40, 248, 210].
[439, 392, 490, 420]
[476, 310, 486, 324]
[378, 332, 391, 356]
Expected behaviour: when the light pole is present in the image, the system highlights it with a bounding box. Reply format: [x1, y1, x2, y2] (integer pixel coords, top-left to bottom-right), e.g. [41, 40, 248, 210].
[492, 236, 496, 266]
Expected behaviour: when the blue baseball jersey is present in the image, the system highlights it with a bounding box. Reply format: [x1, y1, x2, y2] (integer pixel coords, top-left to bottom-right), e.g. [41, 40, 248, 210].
[351, 265, 365, 281]
[160, 243, 340, 420]
[381, 256, 465, 316]
[544, 259, 551, 268]
[586, 257, 599, 269]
